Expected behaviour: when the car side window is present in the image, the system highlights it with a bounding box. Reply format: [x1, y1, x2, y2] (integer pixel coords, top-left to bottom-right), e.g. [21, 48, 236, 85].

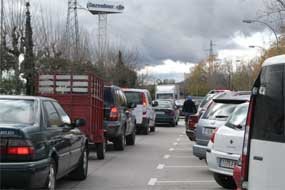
[44, 101, 63, 127]
[52, 102, 71, 124]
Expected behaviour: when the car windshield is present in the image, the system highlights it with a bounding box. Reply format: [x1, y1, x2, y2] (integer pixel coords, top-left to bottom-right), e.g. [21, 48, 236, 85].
[225, 103, 249, 129]
[124, 91, 142, 105]
[157, 100, 173, 109]
[104, 87, 114, 106]
[202, 102, 238, 121]
[0, 99, 36, 125]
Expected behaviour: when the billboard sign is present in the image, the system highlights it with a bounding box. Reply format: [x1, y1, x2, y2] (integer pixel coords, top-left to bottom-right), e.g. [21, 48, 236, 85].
[87, 1, 125, 14]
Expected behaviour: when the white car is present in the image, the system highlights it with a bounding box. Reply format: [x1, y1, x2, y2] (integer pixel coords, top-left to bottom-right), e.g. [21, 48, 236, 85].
[123, 89, 157, 135]
[206, 102, 249, 189]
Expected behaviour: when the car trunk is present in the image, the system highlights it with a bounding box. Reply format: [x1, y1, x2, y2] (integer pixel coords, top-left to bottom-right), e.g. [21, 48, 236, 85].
[214, 126, 244, 155]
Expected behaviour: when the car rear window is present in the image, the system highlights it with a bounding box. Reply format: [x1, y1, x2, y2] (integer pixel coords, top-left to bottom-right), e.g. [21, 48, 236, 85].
[157, 100, 173, 109]
[199, 94, 214, 108]
[104, 87, 114, 105]
[251, 64, 285, 143]
[202, 102, 238, 121]
[124, 91, 142, 105]
[0, 99, 36, 124]
[157, 93, 173, 99]
[225, 103, 249, 130]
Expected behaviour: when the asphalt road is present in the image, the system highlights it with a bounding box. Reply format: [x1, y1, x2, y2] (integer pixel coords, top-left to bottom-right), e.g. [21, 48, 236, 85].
[57, 120, 225, 190]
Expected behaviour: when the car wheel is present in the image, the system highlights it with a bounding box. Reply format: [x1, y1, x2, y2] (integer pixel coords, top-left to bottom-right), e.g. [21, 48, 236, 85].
[170, 122, 176, 127]
[69, 147, 88, 180]
[126, 129, 136, 145]
[44, 158, 56, 190]
[213, 173, 236, 189]
[114, 133, 126, 150]
[150, 126, 156, 132]
[96, 142, 105, 160]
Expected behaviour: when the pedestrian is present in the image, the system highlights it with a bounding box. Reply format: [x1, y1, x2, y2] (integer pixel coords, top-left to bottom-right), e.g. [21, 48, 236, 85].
[182, 96, 197, 124]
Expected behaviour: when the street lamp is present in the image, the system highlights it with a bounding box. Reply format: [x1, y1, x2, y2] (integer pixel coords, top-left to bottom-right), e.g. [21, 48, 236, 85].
[248, 45, 266, 52]
[243, 19, 279, 50]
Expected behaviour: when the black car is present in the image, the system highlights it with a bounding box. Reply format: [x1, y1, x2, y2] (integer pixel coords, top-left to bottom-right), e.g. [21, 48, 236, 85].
[104, 86, 136, 150]
[0, 96, 88, 190]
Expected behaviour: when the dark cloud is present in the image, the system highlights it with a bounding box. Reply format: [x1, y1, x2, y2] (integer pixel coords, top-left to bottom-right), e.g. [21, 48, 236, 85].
[33, 0, 265, 65]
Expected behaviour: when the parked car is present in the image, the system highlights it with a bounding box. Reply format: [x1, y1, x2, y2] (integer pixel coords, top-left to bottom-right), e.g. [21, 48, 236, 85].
[104, 86, 136, 150]
[193, 92, 250, 160]
[0, 96, 88, 189]
[240, 55, 285, 190]
[155, 99, 179, 127]
[186, 92, 228, 142]
[37, 74, 105, 160]
[123, 88, 157, 134]
[192, 96, 204, 108]
[206, 102, 249, 189]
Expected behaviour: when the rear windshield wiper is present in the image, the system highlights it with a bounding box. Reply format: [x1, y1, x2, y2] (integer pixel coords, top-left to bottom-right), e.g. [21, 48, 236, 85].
[215, 115, 228, 119]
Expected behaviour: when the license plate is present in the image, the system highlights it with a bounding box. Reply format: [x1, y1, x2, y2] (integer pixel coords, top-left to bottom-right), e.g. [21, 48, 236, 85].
[156, 111, 165, 115]
[219, 158, 236, 169]
[202, 128, 214, 135]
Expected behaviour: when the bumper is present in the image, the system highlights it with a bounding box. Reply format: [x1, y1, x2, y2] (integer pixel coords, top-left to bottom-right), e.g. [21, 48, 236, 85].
[136, 118, 149, 129]
[0, 158, 50, 189]
[206, 149, 239, 176]
[193, 144, 207, 159]
[186, 129, 196, 141]
[155, 115, 175, 124]
[104, 121, 121, 138]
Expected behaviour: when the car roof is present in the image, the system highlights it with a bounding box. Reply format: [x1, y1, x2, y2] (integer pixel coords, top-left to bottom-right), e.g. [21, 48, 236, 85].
[263, 55, 285, 67]
[213, 91, 250, 102]
[0, 95, 56, 101]
[122, 88, 148, 93]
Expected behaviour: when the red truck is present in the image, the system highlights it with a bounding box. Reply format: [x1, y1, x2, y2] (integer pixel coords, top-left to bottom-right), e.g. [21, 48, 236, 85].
[36, 74, 105, 160]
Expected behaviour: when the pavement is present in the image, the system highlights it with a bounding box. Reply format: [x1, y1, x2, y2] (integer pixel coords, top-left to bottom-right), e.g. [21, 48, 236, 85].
[57, 120, 225, 190]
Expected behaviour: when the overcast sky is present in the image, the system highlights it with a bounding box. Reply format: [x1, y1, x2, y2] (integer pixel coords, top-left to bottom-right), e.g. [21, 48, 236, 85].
[29, 0, 272, 81]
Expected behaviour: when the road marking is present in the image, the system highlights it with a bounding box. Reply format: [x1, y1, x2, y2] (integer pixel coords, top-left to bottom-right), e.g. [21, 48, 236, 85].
[169, 148, 175, 151]
[148, 178, 158, 186]
[164, 165, 207, 168]
[176, 138, 181, 141]
[156, 180, 216, 184]
[156, 164, 165, 170]
[173, 142, 178, 146]
[169, 155, 196, 159]
[163, 154, 170, 159]
[179, 134, 184, 137]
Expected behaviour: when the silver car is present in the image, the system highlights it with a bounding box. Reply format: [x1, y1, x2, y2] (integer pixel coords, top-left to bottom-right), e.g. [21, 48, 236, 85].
[193, 92, 250, 160]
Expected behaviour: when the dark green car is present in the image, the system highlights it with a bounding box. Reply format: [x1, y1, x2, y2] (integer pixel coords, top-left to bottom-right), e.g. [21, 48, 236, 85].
[0, 96, 88, 189]
[155, 99, 179, 127]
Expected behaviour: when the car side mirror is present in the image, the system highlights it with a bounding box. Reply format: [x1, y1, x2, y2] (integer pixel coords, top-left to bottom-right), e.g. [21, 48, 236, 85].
[74, 119, 86, 128]
[152, 101, 158, 107]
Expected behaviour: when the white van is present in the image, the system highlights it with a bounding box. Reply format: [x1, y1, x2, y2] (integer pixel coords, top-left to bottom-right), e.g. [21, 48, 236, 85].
[123, 89, 157, 135]
[241, 55, 285, 190]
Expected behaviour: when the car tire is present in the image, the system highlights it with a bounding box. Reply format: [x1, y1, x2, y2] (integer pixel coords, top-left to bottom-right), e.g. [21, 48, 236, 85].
[142, 120, 150, 135]
[69, 147, 88, 180]
[126, 130, 136, 145]
[150, 126, 156, 132]
[44, 158, 56, 190]
[114, 133, 126, 150]
[213, 173, 236, 189]
[170, 122, 176, 127]
[96, 142, 105, 160]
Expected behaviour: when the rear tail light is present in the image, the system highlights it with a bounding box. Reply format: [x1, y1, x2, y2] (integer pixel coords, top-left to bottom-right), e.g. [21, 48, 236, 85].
[188, 115, 199, 129]
[241, 96, 255, 187]
[2, 139, 34, 156]
[141, 93, 147, 107]
[110, 106, 120, 121]
[210, 128, 219, 143]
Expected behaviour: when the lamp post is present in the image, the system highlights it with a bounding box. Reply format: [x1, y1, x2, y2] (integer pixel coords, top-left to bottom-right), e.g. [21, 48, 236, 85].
[243, 19, 279, 50]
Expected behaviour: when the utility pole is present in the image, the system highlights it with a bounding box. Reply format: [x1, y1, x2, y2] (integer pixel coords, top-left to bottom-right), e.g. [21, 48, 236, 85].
[0, 0, 4, 81]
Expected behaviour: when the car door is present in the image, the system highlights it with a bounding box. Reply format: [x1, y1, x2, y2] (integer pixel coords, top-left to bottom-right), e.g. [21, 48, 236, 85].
[52, 101, 84, 168]
[248, 64, 285, 190]
[43, 101, 72, 175]
[118, 89, 130, 134]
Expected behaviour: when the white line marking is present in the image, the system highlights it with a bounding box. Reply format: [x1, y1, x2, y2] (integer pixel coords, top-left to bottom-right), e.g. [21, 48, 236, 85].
[179, 134, 184, 137]
[156, 180, 216, 184]
[163, 154, 170, 159]
[173, 142, 178, 146]
[176, 138, 181, 141]
[148, 178, 157, 186]
[156, 164, 165, 170]
[169, 148, 175, 151]
[165, 165, 207, 168]
[169, 155, 196, 159]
